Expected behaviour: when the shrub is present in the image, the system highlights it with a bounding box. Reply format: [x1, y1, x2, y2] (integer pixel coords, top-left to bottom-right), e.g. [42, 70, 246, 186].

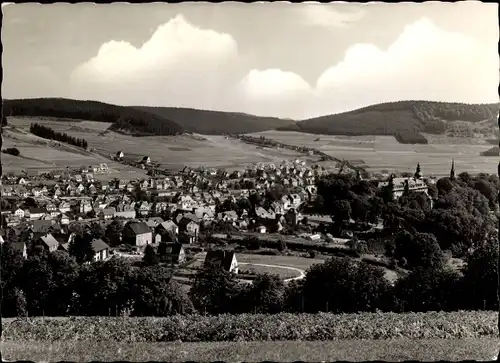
[308, 250, 317, 258]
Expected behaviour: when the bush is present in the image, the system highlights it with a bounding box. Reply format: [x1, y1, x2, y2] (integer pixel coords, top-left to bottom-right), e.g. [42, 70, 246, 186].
[308, 250, 317, 258]
[2, 148, 20, 156]
[3, 311, 497, 342]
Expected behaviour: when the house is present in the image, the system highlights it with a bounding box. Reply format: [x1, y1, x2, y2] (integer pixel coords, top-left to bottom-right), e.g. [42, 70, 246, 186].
[156, 220, 179, 235]
[30, 220, 55, 234]
[145, 217, 164, 230]
[217, 210, 238, 223]
[26, 207, 48, 220]
[13, 208, 25, 218]
[256, 225, 267, 234]
[98, 207, 115, 220]
[74, 174, 83, 183]
[142, 156, 151, 164]
[204, 250, 239, 274]
[12, 241, 28, 259]
[158, 242, 186, 264]
[35, 233, 60, 253]
[60, 214, 70, 225]
[116, 151, 124, 160]
[122, 221, 153, 246]
[91, 239, 110, 262]
[178, 217, 200, 236]
[59, 201, 71, 213]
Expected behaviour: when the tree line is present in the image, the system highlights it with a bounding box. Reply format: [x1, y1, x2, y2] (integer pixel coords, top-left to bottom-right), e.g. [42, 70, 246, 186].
[1, 236, 497, 317]
[30, 123, 88, 149]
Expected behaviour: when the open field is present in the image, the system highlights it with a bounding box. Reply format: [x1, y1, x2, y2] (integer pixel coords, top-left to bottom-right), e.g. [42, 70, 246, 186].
[8, 117, 317, 172]
[251, 130, 498, 176]
[2, 339, 497, 362]
[4, 118, 147, 179]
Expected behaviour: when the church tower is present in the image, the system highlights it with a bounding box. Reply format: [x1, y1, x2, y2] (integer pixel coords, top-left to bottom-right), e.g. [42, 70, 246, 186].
[414, 163, 422, 179]
[450, 159, 456, 181]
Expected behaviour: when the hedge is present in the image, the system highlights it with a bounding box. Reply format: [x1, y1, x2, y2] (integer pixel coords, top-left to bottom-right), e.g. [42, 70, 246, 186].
[3, 311, 496, 342]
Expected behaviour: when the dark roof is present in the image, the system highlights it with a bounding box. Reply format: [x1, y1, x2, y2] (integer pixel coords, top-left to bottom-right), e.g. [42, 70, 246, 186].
[30, 220, 53, 233]
[12, 241, 26, 253]
[91, 239, 109, 252]
[126, 222, 151, 235]
[178, 217, 200, 228]
[204, 250, 236, 271]
[29, 207, 48, 214]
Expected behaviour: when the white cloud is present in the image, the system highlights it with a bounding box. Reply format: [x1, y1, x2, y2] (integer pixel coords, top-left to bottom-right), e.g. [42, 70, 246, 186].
[297, 4, 365, 29]
[237, 17, 499, 118]
[70, 14, 239, 109]
[70, 15, 497, 120]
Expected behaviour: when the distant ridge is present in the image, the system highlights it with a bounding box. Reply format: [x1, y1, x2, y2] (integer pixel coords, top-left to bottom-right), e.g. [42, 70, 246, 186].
[278, 100, 500, 144]
[3, 98, 185, 136]
[133, 106, 297, 135]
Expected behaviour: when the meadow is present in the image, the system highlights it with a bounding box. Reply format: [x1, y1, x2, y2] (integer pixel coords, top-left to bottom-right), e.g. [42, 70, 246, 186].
[252, 130, 498, 176]
[7, 117, 311, 173]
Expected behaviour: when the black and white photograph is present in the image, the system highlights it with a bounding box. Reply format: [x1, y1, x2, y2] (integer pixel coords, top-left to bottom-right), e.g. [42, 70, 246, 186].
[1, 1, 499, 361]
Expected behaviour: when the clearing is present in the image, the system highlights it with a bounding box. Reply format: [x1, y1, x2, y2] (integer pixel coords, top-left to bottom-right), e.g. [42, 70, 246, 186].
[2, 339, 497, 362]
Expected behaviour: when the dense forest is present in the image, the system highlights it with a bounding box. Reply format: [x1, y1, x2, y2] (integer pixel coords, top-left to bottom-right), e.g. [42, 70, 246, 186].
[134, 106, 297, 135]
[30, 123, 88, 149]
[3, 98, 184, 136]
[278, 100, 500, 144]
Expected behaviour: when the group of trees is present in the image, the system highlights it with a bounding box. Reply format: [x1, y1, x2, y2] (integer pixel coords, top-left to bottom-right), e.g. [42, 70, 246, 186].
[30, 123, 88, 149]
[2, 147, 20, 156]
[315, 171, 498, 258]
[2, 238, 498, 317]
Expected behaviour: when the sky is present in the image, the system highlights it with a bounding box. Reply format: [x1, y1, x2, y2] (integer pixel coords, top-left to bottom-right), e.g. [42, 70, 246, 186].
[2, 2, 499, 119]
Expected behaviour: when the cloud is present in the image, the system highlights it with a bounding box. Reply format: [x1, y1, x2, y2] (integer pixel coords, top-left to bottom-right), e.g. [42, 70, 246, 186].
[70, 15, 497, 120]
[238, 17, 499, 118]
[70, 14, 239, 109]
[297, 4, 365, 29]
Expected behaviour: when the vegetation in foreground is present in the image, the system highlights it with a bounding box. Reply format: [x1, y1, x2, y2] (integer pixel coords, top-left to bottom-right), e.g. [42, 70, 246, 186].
[3, 311, 497, 342]
[3, 339, 497, 362]
[3, 98, 184, 136]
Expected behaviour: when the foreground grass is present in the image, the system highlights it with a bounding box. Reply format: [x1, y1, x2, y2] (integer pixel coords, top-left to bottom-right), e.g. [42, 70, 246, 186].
[3, 312, 497, 342]
[2, 339, 497, 362]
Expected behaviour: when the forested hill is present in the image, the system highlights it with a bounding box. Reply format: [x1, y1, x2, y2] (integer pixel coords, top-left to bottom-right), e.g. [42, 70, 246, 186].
[134, 106, 297, 135]
[2, 98, 185, 136]
[278, 100, 500, 143]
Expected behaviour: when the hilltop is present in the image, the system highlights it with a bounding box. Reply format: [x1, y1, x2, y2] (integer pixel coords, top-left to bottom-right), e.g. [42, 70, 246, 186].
[134, 106, 297, 135]
[279, 100, 500, 144]
[2, 98, 185, 136]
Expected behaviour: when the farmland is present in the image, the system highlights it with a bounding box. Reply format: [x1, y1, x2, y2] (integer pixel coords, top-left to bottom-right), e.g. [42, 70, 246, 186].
[2, 120, 147, 180]
[6, 117, 314, 173]
[250, 130, 498, 176]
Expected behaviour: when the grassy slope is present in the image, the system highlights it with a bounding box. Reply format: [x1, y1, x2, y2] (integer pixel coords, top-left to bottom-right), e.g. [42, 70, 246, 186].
[134, 106, 297, 135]
[3, 98, 184, 136]
[2, 339, 497, 362]
[281, 100, 500, 139]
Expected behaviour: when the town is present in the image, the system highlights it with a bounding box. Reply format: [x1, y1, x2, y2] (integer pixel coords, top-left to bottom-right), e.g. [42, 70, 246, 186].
[0, 152, 432, 264]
